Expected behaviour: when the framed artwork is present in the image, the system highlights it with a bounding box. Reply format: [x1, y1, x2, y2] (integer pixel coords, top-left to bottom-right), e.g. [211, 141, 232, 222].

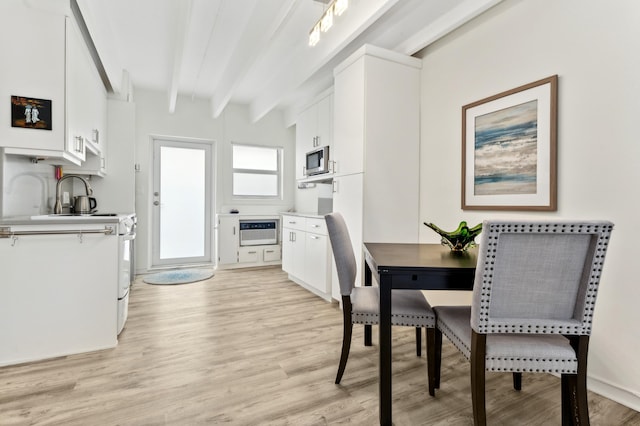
[462, 75, 557, 211]
[11, 95, 52, 130]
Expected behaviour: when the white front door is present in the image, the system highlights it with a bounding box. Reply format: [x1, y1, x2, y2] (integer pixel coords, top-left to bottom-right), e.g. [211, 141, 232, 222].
[151, 137, 214, 268]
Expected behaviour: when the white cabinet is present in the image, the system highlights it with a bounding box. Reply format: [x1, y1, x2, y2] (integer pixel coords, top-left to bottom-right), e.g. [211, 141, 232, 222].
[64, 16, 108, 176]
[282, 215, 306, 278]
[217, 215, 239, 265]
[295, 92, 333, 180]
[331, 45, 422, 291]
[282, 214, 332, 300]
[0, 3, 106, 169]
[216, 214, 281, 268]
[0, 221, 119, 366]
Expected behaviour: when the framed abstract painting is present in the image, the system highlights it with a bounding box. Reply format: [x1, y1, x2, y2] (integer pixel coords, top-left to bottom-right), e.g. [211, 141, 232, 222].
[461, 75, 557, 211]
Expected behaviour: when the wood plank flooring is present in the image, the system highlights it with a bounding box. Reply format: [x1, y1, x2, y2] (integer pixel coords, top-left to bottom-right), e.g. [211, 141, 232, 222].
[1, 266, 638, 425]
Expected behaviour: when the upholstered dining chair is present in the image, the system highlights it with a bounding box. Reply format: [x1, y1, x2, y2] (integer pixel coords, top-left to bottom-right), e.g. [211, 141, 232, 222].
[432, 220, 614, 426]
[325, 212, 437, 394]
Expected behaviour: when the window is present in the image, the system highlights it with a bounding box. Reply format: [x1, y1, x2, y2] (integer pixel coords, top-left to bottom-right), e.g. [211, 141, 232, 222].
[232, 144, 282, 198]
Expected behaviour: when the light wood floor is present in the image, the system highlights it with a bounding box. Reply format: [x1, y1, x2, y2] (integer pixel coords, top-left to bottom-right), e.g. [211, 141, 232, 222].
[1, 266, 638, 425]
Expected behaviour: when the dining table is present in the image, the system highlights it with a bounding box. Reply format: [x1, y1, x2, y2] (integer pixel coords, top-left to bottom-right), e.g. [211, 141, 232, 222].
[362, 242, 479, 426]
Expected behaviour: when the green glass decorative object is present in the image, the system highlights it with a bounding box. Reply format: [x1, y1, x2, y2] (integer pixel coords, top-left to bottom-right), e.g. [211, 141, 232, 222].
[424, 221, 483, 252]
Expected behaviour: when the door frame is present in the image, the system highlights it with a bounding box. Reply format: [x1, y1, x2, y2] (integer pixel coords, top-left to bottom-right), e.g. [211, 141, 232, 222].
[149, 135, 216, 270]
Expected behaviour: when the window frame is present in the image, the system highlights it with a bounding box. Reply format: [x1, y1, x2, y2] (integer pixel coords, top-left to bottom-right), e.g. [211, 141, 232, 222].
[231, 142, 283, 199]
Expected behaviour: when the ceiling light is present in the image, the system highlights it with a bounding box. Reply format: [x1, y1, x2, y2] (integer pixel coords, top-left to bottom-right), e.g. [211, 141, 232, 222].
[309, 24, 320, 46]
[334, 0, 348, 16]
[320, 8, 333, 32]
[308, 0, 348, 47]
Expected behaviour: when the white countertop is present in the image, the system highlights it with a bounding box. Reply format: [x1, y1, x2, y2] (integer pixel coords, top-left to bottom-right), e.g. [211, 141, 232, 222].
[280, 211, 326, 219]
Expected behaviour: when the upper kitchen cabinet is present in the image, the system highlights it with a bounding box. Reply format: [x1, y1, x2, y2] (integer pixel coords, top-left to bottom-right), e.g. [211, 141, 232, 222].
[295, 90, 333, 180]
[64, 15, 108, 176]
[0, 2, 107, 171]
[332, 45, 421, 178]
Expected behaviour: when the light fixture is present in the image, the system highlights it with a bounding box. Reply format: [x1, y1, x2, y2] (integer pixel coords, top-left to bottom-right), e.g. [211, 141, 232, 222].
[309, 0, 348, 46]
[320, 7, 333, 32]
[334, 0, 348, 16]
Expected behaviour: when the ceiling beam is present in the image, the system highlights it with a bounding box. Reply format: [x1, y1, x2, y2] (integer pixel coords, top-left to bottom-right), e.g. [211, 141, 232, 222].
[168, 0, 192, 114]
[210, 0, 298, 119]
[249, 0, 402, 123]
[395, 0, 504, 55]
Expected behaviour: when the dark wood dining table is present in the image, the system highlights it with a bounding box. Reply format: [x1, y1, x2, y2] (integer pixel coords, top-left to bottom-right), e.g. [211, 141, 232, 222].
[363, 243, 478, 426]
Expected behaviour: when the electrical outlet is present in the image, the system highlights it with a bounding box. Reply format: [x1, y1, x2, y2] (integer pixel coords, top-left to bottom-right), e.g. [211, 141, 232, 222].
[63, 192, 70, 204]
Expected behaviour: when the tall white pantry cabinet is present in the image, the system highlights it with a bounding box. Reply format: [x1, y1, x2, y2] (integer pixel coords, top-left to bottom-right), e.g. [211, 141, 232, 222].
[331, 45, 421, 297]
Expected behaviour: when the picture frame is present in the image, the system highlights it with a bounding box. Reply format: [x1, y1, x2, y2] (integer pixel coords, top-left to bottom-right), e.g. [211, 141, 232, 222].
[11, 95, 53, 130]
[462, 75, 557, 211]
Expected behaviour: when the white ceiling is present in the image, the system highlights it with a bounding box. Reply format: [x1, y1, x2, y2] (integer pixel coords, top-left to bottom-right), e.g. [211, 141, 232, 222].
[76, 0, 503, 124]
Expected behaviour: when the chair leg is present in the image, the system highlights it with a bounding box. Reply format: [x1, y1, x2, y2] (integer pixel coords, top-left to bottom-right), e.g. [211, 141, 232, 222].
[562, 335, 590, 426]
[434, 328, 442, 389]
[426, 328, 436, 396]
[513, 372, 522, 391]
[336, 297, 354, 384]
[416, 327, 422, 357]
[471, 331, 487, 426]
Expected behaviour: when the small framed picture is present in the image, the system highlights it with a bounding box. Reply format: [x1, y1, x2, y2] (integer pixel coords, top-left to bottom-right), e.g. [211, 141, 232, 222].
[11, 95, 52, 130]
[462, 75, 558, 211]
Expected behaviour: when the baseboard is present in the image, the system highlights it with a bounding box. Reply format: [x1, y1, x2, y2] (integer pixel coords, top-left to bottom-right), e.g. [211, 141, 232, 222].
[589, 374, 640, 412]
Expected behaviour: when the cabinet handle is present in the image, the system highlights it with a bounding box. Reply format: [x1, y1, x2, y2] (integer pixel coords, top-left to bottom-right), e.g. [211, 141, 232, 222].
[92, 129, 99, 144]
[291, 231, 296, 242]
[265, 250, 274, 253]
[74, 136, 84, 153]
[329, 160, 336, 173]
[248, 251, 257, 254]
[311, 224, 320, 228]
[233, 226, 236, 235]
[332, 180, 339, 193]
[288, 221, 296, 225]
[302, 166, 306, 176]
[310, 235, 320, 240]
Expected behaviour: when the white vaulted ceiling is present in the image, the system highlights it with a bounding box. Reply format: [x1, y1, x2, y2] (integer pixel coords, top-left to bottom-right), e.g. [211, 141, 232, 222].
[76, 0, 503, 123]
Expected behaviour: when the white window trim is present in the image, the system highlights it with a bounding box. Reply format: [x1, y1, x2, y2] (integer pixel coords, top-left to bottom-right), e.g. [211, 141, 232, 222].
[231, 143, 283, 199]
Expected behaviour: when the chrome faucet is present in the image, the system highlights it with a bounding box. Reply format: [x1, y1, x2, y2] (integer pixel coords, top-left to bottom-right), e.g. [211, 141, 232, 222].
[53, 174, 93, 214]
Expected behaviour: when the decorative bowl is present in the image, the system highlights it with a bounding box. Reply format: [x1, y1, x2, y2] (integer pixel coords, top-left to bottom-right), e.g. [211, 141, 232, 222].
[424, 221, 482, 252]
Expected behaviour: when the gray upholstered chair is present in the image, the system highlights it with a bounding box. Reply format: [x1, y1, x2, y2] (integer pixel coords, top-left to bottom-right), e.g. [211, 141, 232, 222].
[325, 212, 437, 394]
[432, 220, 614, 425]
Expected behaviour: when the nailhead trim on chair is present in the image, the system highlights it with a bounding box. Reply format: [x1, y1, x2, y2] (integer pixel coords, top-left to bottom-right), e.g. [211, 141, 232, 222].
[353, 312, 436, 327]
[476, 222, 613, 335]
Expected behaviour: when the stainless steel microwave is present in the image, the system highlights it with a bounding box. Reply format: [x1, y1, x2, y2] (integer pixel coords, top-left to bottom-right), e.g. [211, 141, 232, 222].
[305, 146, 330, 176]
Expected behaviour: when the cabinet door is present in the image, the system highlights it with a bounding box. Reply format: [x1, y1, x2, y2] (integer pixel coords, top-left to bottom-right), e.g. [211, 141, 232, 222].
[295, 105, 317, 180]
[333, 57, 365, 176]
[332, 173, 364, 287]
[282, 229, 305, 278]
[217, 216, 239, 264]
[316, 94, 333, 150]
[305, 232, 330, 293]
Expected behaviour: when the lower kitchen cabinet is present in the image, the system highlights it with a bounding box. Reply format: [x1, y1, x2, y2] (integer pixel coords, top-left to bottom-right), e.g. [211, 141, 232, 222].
[281, 214, 332, 301]
[216, 214, 281, 269]
[0, 220, 119, 366]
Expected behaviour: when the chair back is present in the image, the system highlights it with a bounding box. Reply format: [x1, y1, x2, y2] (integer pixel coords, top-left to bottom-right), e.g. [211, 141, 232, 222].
[471, 220, 613, 336]
[325, 212, 357, 296]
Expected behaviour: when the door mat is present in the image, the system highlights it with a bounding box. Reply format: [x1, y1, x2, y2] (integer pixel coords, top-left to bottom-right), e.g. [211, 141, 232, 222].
[143, 268, 214, 285]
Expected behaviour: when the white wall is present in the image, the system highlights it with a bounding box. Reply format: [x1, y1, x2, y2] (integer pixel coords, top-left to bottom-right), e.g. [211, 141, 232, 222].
[133, 89, 295, 272]
[417, 0, 640, 410]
